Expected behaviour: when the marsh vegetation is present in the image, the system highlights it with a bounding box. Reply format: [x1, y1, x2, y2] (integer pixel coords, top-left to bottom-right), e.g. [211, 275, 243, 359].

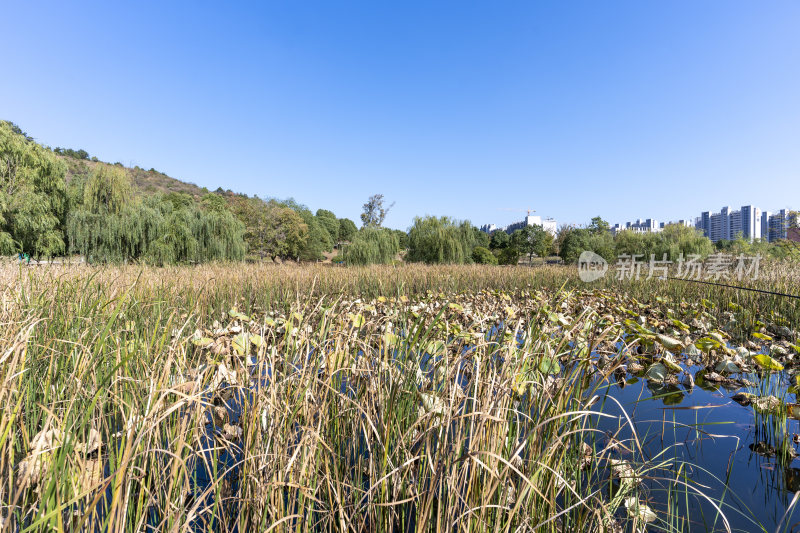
[1, 262, 799, 532]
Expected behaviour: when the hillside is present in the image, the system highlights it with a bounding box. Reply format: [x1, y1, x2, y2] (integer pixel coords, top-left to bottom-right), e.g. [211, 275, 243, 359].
[1, 120, 363, 264]
[60, 156, 210, 198]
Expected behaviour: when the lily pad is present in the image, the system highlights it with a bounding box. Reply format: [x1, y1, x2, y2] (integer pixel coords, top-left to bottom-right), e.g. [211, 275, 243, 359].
[752, 395, 782, 414]
[348, 313, 365, 328]
[538, 356, 562, 375]
[644, 363, 667, 381]
[609, 459, 639, 490]
[624, 496, 657, 523]
[695, 337, 721, 353]
[770, 344, 788, 357]
[661, 355, 682, 373]
[715, 360, 740, 374]
[420, 393, 448, 416]
[731, 391, 755, 406]
[670, 318, 690, 331]
[232, 333, 250, 355]
[656, 334, 683, 353]
[752, 353, 784, 371]
[228, 309, 251, 322]
[192, 337, 214, 348]
[685, 344, 701, 357]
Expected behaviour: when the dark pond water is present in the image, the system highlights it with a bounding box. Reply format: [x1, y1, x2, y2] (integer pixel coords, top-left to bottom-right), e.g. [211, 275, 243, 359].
[596, 362, 800, 532]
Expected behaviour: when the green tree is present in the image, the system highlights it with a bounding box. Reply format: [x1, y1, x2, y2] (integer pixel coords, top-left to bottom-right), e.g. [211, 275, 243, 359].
[489, 230, 510, 250]
[162, 191, 195, 211]
[226, 196, 308, 261]
[0, 120, 68, 257]
[299, 209, 332, 260]
[84, 165, 132, 215]
[558, 227, 615, 264]
[497, 246, 520, 265]
[588, 216, 611, 235]
[472, 227, 490, 249]
[393, 229, 409, 250]
[7, 122, 33, 141]
[316, 209, 339, 243]
[612, 225, 713, 262]
[656, 224, 713, 260]
[69, 191, 245, 265]
[361, 194, 394, 227]
[200, 192, 230, 214]
[193, 200, 246, 262]
[613, 230, 658, 260]
[262, 202, 307, 260]
[406, 216, 478, 264]
[342, 227, 399, 265]
[472, 246, 498, 265]
[511, 225, 553, 262]
[338, 218, 358, 242]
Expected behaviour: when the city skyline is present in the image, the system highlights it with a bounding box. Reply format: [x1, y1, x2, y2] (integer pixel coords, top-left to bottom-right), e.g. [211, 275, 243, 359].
[611, 203, 797, 243]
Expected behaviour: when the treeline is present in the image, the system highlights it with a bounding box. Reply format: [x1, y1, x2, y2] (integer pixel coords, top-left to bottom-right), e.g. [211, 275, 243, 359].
[549, 217, 798, 264]
[553, 219, 712, 264]
[0, 121, 359, 264]
[67, 166, 246, 264]
[53, 147, 96, 161]
[4, 120, 797, 266]
[224, 195, 359, 262]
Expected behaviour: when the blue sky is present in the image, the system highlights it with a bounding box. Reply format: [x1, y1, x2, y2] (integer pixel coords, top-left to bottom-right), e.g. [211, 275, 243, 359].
[2, 1, 799, 230]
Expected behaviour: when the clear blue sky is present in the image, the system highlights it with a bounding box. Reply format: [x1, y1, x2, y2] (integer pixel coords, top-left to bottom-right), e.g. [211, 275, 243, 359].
[3, 1, 799, 230]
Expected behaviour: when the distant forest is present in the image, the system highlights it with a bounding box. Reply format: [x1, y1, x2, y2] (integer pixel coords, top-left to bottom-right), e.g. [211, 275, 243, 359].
[2, 120, 797, 266]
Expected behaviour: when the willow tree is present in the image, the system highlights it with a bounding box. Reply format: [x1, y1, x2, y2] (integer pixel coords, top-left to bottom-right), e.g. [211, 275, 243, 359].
[69, 171, 245, 265]
[83, 165, 132, 215]
[0, 120, 68, 257]
[0, 198, 15, 254]
[406, 216, 478, 264]
[194, 206, 246, 262]
[67, 164, 137, 262]
[342, 227, 399, 265]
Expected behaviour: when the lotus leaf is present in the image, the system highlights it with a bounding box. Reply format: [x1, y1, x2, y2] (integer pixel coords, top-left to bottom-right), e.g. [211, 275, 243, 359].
[753, 353, 784, 371]
[714, 360, 740, 374]
[645, 363, 667, 381]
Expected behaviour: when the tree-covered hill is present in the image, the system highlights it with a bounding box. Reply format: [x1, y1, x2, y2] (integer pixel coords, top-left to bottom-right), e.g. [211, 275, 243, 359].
[0, 120, 360, 264]
[61, 157, 209, 198]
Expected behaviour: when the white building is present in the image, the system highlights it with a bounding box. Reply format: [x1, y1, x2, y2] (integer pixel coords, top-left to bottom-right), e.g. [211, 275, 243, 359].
[624, 218, 660, 233]
[541, 218, 558, 235]
[740, 205, 761, 241]
[481, 214, 558, 236]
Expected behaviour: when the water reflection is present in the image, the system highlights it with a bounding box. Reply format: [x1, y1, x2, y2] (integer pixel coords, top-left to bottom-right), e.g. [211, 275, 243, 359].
[599, 359, 800, 532]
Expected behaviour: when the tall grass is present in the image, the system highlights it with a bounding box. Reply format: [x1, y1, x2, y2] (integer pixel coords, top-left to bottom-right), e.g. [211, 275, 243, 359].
[1, 261, 792, 531]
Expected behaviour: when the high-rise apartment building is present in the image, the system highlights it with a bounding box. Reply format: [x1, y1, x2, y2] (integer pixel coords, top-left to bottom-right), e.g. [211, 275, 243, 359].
[701, 205, 768, 243]
[699, 211, 711, 238]
[761, 211, 772, 241]
[740, 205, 761, 241]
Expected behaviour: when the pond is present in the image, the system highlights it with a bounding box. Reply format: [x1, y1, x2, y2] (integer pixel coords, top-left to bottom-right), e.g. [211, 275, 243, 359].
[597, 359, 800, 532]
